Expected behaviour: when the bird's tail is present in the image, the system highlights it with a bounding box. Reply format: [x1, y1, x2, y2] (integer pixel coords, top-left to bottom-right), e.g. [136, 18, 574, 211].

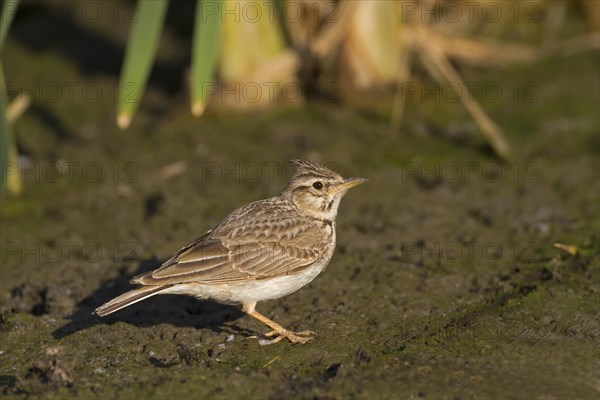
[94, 285, 173, 317]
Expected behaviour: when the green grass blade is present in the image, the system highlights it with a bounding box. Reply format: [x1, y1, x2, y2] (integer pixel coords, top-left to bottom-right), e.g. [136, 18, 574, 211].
[190, 0, 222, 117]
[116, 0, 168, 129]
[0, 0, 20, 50]
[0, 63, 11, 194]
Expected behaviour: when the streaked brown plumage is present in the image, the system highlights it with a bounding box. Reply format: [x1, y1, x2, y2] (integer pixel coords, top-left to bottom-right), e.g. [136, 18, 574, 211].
[95, 159, 367, 344]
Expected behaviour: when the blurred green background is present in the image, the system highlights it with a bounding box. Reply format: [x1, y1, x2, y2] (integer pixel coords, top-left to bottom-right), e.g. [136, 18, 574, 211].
[1, 1, 598, 398]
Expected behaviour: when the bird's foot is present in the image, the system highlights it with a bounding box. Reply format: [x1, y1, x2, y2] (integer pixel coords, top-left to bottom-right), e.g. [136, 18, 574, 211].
[258, 329, 314, 345]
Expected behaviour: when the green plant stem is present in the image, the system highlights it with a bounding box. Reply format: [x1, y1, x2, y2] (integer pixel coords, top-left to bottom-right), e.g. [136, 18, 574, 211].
[117, 0, 168, 129]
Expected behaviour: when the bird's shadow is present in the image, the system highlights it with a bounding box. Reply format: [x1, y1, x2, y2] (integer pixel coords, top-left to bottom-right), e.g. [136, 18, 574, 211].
[52, 257, 252, 340]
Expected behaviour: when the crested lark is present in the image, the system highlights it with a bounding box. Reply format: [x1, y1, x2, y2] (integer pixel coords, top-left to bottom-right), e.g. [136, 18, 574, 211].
[95, 159, 367, 344]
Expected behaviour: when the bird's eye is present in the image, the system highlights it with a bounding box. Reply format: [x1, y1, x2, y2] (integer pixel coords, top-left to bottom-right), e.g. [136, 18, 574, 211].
[312, 181, 323, 190]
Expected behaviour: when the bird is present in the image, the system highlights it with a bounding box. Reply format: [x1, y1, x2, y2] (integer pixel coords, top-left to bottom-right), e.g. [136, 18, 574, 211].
[94, 159, 367, 344]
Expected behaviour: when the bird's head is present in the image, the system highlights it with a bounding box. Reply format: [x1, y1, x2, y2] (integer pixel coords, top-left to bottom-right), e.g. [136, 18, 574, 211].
[282, 159, 367, 220]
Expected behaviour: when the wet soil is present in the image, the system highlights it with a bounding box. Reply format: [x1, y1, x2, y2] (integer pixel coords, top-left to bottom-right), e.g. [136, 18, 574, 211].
[1, 3, 599, 399]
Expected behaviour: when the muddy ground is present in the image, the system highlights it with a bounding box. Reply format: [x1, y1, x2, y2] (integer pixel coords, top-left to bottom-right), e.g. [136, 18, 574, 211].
[1, 3, 599, 399]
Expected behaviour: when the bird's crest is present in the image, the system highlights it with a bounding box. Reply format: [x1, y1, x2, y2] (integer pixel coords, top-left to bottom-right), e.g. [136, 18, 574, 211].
[289, 159, 341, 181]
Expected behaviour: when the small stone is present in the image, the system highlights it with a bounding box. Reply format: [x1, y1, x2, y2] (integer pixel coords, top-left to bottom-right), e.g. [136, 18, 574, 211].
[45, 347, 62, 357]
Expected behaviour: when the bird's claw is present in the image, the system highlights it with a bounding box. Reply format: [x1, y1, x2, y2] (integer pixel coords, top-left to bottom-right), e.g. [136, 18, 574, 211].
[258, 329, 315, 345]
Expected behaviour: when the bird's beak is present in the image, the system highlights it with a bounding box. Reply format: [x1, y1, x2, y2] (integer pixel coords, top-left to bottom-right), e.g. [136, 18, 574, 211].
[329, 177, 368, 195]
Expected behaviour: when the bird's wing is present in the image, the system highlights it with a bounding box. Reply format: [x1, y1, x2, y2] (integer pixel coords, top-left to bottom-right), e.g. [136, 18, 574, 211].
[132, 219, 328, 286]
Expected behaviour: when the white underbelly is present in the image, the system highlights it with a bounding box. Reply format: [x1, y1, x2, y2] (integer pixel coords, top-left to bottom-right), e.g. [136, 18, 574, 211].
[160, 250, 334, 304]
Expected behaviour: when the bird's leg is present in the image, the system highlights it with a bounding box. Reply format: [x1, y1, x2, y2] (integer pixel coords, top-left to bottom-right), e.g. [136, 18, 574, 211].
[242, 303, 314, 345]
